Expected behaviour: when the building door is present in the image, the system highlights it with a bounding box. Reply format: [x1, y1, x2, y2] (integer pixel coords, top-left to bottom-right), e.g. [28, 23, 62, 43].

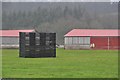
[109, 37, 120, 49]
[91, 37, 108, 49]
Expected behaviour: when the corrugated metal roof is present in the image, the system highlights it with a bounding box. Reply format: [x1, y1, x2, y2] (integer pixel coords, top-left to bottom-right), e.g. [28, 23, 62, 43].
[65, 29, 120, 37]
[0, 30, 34, 37]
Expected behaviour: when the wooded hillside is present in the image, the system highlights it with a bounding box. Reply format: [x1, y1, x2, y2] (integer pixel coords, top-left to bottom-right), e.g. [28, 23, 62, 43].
[2, 2, 118, 44]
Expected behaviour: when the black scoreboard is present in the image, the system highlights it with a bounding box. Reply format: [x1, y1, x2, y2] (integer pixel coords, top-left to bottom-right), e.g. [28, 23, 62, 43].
[19, 32, 56, 58]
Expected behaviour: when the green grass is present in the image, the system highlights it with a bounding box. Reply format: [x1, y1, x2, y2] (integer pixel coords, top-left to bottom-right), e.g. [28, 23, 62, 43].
[2, 48, 118, 78]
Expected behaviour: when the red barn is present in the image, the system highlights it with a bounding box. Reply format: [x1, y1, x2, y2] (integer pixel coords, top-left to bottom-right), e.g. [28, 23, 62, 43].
[64, 29, 120, 50]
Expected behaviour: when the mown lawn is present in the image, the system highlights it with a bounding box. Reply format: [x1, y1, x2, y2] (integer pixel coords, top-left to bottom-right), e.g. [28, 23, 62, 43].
[2, 48, 118, 78]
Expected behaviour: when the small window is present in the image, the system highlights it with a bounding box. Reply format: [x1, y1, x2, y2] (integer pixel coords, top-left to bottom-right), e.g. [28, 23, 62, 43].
[78, 37, 84, 44]
[73, 37, 78, 44]
[84, 37, 90, 45]
[68, 37, 72, 45]
[65, 37, 69, 45]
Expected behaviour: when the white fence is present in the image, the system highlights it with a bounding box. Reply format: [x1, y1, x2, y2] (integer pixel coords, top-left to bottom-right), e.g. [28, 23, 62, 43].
[0, 45, 19, 49]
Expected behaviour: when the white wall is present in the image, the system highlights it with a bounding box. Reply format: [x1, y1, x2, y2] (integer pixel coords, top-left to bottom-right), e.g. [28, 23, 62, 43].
[64, 36, 90, 49]
[65, 36, 90, 45]
[1, 37, 19, 45]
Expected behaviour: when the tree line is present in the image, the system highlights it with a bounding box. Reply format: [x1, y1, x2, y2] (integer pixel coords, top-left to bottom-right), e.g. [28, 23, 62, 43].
[2, 4, 117, 44]
[3, 4, 86, 29]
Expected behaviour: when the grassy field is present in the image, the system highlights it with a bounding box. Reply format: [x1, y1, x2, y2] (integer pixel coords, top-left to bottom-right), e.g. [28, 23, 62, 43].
[2, 48, 118, 78]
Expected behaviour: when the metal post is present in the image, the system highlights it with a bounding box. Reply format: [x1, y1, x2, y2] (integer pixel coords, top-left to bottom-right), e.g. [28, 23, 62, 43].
[108, 37, 109, 50]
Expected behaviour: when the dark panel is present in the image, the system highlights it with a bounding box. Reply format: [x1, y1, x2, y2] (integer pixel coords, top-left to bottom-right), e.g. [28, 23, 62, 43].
[40, 33, 46, 46]
[39, 33, 46, 57]
[29, 33, 36, 57]
[19, 32, 56, 58]
[19, 32, 26, 57]
[25, 33, 30, 57]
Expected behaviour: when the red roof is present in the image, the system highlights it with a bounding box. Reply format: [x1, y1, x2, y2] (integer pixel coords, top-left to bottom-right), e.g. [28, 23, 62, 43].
[65, 29, 120, 37]
[0, 30, 34, 37]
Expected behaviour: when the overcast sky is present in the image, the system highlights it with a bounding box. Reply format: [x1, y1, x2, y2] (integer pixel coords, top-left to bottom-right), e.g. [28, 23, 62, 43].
[0, 0, 120, 2]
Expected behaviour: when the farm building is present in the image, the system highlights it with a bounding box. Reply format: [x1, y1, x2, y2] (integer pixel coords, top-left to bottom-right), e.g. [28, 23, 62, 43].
[64, 29, 120, 50]
[0, 30, 34, 48]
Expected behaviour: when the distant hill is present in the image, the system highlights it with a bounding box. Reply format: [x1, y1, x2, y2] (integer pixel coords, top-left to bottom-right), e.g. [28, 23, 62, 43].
[2, 2, 118, 44]
[3, 2, 118, 14]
